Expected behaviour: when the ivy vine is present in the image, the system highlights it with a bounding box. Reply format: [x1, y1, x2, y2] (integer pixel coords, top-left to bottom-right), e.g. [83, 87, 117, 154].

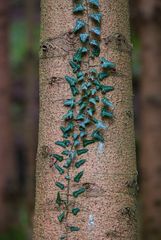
[49, 0, 116, 239]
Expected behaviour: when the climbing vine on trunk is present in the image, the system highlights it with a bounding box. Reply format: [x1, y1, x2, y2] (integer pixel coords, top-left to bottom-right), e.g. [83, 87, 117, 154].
[49, 0, 116, 239]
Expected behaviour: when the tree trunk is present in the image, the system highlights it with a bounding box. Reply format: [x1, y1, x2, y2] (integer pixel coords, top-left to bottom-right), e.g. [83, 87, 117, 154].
[33, 0, 137, 239]
[138, 0, 161, 239]
[25, 0, 38, 228]
[0, 0, 17, 232]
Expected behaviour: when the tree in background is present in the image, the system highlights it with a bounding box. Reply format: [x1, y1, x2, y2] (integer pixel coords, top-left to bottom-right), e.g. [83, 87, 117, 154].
[137, 0, 161, 239]
[25, 0, 38, 232]
[0, 0, 17, 232]
[33, 0, 137, 239]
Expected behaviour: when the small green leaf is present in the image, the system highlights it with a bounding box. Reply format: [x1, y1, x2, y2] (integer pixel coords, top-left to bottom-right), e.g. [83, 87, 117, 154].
[80, 131, 87, 138]
[72, 208, 80, 216]
[73, 4, 85, 13]
[58, 211, 65, 223]
[69, 226, 80, 232]
[55, 182, 65, 190]
[54, 164, 65, 175]
[75, 159, 86, 168]
[73, 133, 79, 140]
[92, 46, 100, 57]
[71, 86, 79, 96]
[77, 149, 88, 155]
[83, 139, 96, 147]
[74, 139, 80, 147]
[91, 27, 101, 36]
[90, 13, 102, 23]
[92, 130, 104, 142]
[101, 85, 114, 94]
[102, 97, 113, 108]
[64, 122, 74, 132]
[90, 39, 100, 47]
[90, 88, 97, 96]
[63, 158, 72, 169]
[73, 47, 88, 63]
[65, 175, 71, 181]
[73, 19, 86, 33]
[80, 33, 89, 43]
[89, 98, 97, 105]
[63, 110, 74, 120]
[52, 154, 63, 162]
[77, 71, 85, 82]
[55, 140, 70, 148]
[98, 72, 109, 81]
[74, 171, 84, 183]
[73, 187, 86, 198]
[89, 0, 99, 7]
[95, 119, 107, 129]
[76, 113, 85, 120]
[79, 101, 88, 111]
[101, 108, 113, 118]
[65, 76, 77, 86]
[69, 60, 80, 73]
[87, 107, 95, 116]
[100, 57, 116, 69]
[61, 150, 70, 156]
[64, 98, 75, 108]
[56, 192, 62, 206]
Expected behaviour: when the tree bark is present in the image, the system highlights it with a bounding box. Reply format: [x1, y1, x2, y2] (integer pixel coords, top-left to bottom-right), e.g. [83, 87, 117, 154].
[0, 0, 17, 232]
[138, 0, 161, 239]
[33, 0, 137, 239]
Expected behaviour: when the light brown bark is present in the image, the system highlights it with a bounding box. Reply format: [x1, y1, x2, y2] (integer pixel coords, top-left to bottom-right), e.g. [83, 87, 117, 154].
[138, 0, 161, 239]
[33, 0, 137, 239]
[0, 0, 17, 232]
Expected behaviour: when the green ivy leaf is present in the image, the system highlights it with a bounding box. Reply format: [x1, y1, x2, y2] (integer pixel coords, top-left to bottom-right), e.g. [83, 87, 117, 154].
[80, 131, 87, 138]
[102, 97, 113, 108]
[72, 208, 80, 216]
[90, 13, 102, 23]
[58, 211, 65, 223]
[77, 148, 88, 155]
[73, 187, 86, 198]
[92, 47, 100, 57]
[74, 139, 80, 147]
[55, 182, 65, 190]
[61, 150, 70, 156]
[69, 226, 80, 232]
[75, 159, 86, 168]
[90, 39, 100, 47]
[54, 164, 65, 175]
[101, 85, 114, 94]
[89, 0, 99, 7]
[89, 98, 97, 105]
[79, 102, 88, 111]
[55, 140, 69, 148]
[73, 133, 79, 140]
[52, 154, 64, 162]
[83, 139, 96, 147]
[64, 98, 75, 108]
[65, 175, 71, 181]
[73, 47, 88, 63]
[63, 158, 72, 169]
[65, 75, 77, 86]
[69, 60, 80, 73]
[63, 110, 74, 120]
[56, 192, 62, 206]
[100, 57, 116, 69]
[95, 119, 107, 129]
[98, 72, 109, 81]
[74, 171, 84, 183]
[77, 71, 85, 82]
[101, 108, 113, 118]
[73, 4, 85, 13]
[73, 19, 86, 33]
[87, 107, 95, 116]
[90, 88, 97, 96]
[91, 27, 101, 36]
[80, 33, 89, 43]
[71, 86, 79, 96]
[92, 130, 104, 142]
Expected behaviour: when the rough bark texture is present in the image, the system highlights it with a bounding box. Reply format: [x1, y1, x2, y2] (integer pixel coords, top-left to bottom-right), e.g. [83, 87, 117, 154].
[138, 0, 161, 239]
[25, 0, 38, 228]
[33, 0, 137, 239]
[0, 0, 17, 232]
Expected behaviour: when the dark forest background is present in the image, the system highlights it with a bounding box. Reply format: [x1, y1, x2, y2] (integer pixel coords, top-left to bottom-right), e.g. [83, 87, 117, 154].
[0, 0, 161, 239]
